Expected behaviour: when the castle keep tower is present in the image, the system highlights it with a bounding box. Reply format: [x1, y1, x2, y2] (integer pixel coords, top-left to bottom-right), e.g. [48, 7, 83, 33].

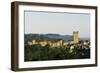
[73, 31, 79, 44]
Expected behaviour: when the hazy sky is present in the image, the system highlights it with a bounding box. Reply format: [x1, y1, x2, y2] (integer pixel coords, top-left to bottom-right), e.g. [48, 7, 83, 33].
[24, 11, 90, 38]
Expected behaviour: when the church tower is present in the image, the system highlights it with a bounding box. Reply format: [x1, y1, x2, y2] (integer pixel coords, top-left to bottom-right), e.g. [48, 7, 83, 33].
[73, 31, 79, 44]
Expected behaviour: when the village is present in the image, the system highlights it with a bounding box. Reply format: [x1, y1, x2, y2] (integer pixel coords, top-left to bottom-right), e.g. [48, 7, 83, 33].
[27, 31, 90, 50]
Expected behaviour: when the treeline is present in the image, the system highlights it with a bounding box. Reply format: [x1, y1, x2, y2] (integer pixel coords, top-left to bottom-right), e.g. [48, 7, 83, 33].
[24, 44, 90, 61]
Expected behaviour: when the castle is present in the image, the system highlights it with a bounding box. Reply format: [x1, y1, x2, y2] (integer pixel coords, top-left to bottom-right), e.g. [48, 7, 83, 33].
[28, 31, 79, 48]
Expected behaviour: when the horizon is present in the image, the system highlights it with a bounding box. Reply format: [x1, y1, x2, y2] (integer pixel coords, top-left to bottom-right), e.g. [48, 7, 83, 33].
[24, 33, 90, 38]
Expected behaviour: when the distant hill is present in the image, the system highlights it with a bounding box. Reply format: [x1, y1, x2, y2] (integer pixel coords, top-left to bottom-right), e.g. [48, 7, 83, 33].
[24, 33, 73, 43]
[24, 33, 90, 44]
[80, 37, 90, 41]
[46, 33, 73, 40]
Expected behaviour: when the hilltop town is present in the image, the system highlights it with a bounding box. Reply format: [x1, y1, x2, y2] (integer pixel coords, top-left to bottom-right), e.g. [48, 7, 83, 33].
[27, 31, 90, 49]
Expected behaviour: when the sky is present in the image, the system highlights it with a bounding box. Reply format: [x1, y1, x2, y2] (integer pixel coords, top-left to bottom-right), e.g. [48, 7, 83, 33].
[24, 11, 90, 38]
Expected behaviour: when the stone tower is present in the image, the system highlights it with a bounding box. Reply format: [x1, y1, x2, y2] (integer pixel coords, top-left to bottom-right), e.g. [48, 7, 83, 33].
[73, 31, 79, 44]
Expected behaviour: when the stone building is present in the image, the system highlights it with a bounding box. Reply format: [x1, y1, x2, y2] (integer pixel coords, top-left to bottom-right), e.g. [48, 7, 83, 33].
[73, 31, 79, 44]
[27, 31, 79, 47]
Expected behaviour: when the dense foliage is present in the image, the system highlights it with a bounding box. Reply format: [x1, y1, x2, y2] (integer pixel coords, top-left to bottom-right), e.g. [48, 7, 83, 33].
[24, 44, 90, 61]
